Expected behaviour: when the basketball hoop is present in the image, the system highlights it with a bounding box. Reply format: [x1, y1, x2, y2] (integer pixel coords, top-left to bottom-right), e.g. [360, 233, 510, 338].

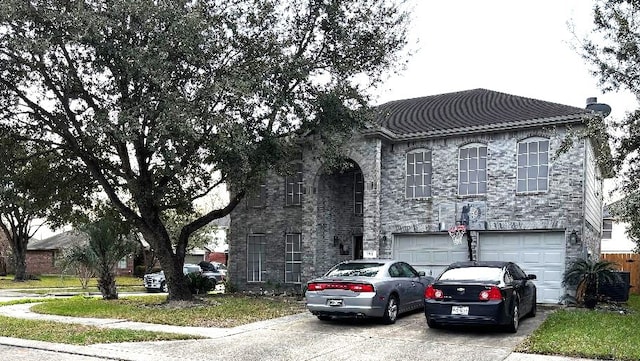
[448, 224, 466, 245]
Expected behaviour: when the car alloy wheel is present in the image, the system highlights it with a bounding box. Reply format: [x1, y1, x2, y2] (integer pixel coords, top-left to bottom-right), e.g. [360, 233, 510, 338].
[382, 295, 398, 324]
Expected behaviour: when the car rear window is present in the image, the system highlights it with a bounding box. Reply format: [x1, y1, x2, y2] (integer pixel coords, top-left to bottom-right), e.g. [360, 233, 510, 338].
[439, 266, 502, 283]
[325, 263, 383, 277]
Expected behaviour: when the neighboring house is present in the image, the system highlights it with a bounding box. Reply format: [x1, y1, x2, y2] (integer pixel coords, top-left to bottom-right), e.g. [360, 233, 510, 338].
[601, 203, 636, 254]
[228, 88, 612, 304]
[0, 231, 10, 275]
[26, 231, 135, 276]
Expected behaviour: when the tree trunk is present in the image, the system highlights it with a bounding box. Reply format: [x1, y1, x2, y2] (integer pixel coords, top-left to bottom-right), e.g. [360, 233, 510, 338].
[98, 271, 118, 300]
[12, 235, 28, 281]
[141, 228, 193, 302]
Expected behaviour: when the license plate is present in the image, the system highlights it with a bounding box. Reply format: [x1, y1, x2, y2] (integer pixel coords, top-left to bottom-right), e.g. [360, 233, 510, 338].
[328, 299, 343, 307]
[451, 306, 469, 315]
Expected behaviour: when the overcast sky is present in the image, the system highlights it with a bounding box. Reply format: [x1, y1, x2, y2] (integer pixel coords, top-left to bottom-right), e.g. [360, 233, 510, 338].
[374, 0, 637, 121]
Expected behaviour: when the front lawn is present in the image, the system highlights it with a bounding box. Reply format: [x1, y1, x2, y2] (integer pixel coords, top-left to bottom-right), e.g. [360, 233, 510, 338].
[0, 274, 142, 289]
[0, 315, 197, 345]
[517, 294, 640, 360]
[0, 293, 305, 345]
[0, 274, 145, 293]
[30, 293, 306, 328]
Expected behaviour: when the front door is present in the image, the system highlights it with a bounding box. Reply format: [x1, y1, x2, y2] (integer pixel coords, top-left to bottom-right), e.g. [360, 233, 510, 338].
[353, 235, 363, 260]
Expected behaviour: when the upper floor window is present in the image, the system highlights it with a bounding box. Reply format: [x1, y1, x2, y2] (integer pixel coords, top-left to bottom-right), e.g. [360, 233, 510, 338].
[458, 144, 487, 196]
[354, 171, 363, 215]
[247, 183, 266, 208]
[406, 149, 432, 198]
[285, 163, 303, 206]
[517, 138, 549, 193]
[602, 219, 613, 239]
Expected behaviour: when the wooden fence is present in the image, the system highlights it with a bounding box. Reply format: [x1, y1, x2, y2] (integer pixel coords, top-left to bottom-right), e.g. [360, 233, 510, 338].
[601, 253, 640, 295]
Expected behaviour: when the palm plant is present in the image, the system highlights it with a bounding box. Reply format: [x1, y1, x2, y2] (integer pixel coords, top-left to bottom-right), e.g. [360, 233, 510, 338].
[562, 258, 620, 309]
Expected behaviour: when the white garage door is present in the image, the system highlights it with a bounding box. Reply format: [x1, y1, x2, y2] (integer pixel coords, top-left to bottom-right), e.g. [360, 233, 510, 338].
[393, 234, 468, 278]
[478, 232, 565, 304]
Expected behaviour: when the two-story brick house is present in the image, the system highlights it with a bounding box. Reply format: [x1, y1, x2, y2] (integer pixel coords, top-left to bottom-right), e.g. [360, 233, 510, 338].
[228, 88, 611, 304]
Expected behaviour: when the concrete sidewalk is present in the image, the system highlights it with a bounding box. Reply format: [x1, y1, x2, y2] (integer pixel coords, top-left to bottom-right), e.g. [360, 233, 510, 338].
[0, 299, 600, 361]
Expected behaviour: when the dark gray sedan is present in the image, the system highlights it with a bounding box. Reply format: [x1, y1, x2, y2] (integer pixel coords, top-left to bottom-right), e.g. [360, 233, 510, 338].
[305, 259, 434, 324]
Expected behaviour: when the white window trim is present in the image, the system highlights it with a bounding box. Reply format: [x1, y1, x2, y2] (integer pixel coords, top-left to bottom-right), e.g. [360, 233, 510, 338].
[285, 163, 303, 206]
[285, 233, 302, 284]
[354, 171, 363, 215]
[405, 148, 432, 199]
[458, 143, 487, 196]
[516, 137, 550, 194]
[247, 234, 266, 283]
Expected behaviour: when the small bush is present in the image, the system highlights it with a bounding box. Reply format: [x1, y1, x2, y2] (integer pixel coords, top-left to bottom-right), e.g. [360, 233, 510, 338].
[223, 279, 237, 293]
[133, 266, 146, 278]
[186, 273, 216, 295]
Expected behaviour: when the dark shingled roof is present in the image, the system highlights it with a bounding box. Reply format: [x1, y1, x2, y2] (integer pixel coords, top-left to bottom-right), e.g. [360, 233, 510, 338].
[374, 88, 588, 138]
[27, 230, 87, 251]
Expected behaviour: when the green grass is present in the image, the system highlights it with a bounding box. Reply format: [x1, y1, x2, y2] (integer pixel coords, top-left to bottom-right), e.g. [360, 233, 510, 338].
[0, 274, 142, 289]
[0, 315, 198, 345]
[517, 294, 640, 360]
[30, 294, 306, 328]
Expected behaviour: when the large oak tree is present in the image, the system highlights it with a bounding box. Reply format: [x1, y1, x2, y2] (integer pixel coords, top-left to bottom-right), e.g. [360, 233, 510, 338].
[0, 0, 410, 300]
[582, 0, 640, 252]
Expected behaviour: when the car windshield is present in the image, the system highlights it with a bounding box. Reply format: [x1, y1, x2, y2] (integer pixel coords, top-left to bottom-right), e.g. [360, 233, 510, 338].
[325, 263, 383, 277]
[439, 266, 502, 283]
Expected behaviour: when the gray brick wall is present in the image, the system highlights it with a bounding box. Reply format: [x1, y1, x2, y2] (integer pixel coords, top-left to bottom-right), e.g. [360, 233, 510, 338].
[229, 125, 602, 291]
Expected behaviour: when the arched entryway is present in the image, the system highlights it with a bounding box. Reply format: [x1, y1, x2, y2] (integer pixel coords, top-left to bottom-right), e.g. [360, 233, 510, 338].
[315, 159, 365, 270]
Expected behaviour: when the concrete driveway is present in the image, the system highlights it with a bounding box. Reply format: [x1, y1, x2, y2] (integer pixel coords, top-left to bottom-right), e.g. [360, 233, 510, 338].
[92, 307, 550, 361]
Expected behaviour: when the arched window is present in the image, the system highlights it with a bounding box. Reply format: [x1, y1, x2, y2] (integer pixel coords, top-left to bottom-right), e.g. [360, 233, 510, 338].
[458, 143, 487, 196]
[517, 137, 549, 193]
[405, 149, 432, 198]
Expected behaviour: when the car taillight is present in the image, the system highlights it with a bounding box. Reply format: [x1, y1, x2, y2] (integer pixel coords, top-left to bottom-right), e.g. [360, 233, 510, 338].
[425, 285, 444, 300]
[479, 286, 502, 301]
[307, 282, 374, 292]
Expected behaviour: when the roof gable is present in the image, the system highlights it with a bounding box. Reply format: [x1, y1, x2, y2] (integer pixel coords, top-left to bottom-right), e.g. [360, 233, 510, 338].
[27, 230, 87, 251]
[374, 89, 587, 138]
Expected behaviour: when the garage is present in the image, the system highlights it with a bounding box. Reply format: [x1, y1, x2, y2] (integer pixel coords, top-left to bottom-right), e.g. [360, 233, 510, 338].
[393, 234, 469, 278]
[478, 231, 566, 304]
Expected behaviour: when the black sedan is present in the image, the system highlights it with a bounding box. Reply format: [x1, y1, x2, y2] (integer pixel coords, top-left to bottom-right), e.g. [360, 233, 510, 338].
[424, 261, 537, 333]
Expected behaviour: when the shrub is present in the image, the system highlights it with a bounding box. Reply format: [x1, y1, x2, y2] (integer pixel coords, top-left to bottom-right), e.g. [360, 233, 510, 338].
[133, 266, 146, 278]
[186, 273, 216, 295]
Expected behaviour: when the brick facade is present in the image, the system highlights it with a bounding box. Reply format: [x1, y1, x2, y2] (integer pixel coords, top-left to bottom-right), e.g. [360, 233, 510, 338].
[26, 250, 61, 275]
[229, 92, 606, 297]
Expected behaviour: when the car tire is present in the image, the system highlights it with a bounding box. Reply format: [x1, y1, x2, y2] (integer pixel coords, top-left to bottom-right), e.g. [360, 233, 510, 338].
[529, 300, 537, 318]
[426, 317, 439, 329]
[161, 281, 168, 293]
[381, 295, 399, 325]
[506, 300, 519, 333]
[317, 315, 331, 321]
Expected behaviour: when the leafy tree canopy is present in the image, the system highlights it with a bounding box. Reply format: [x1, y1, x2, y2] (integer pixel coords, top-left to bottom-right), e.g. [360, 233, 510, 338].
[582, 0, 640, 252]
[0, 0, 410, 299]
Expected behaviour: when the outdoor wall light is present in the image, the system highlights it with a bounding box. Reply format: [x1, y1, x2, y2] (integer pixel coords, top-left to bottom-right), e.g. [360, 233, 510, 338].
[333, 236, 340, 246]
[569, 230, 580, 244]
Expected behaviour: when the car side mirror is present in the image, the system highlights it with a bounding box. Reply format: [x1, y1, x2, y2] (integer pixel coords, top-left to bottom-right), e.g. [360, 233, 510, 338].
[418, 271, 426, 276]
[527, 274, 537, 280]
